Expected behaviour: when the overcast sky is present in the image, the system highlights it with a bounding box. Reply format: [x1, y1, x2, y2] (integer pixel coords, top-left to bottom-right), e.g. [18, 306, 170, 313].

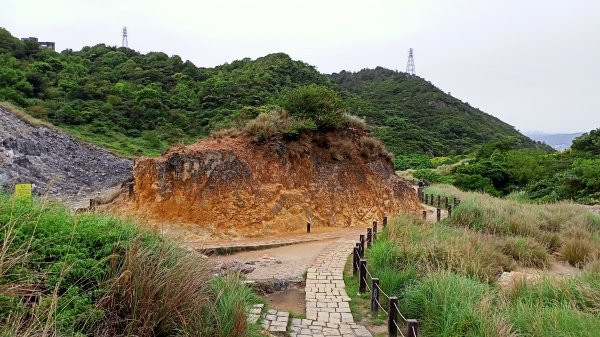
[2, 0, 599, 133]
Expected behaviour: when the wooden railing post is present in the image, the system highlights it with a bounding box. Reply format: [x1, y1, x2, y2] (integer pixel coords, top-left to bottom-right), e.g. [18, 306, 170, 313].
[388, 296, 398, 337]
[437, 195, 441, 207]
[371, 278, 380, 315]
[447, 206, 452, 218]
[373, 221, 378, 241]
[407, 319, 420, 337]
[424, 194, 428, 205]
[367, 228, 372, 249]
[307, 221, 311, 233]
[444, 196, 449, 209]
[383, 216, 388, 229]
[353, 246, 359, 275]
[359, 235, 365, 257]
[436, 208, 441, 222]
[359, 258, 367, 293]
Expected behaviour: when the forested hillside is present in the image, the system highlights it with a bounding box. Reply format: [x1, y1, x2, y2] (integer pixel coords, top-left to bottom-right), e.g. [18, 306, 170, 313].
[0, 27, 538, 160]
[331, 68, 537, 156]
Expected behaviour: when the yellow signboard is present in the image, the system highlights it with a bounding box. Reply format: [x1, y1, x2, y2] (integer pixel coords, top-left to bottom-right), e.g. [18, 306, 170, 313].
[14, 183, 32, 201]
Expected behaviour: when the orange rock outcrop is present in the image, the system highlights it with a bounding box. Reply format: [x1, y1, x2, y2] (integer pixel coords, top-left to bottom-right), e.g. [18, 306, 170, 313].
[127, 130, 420, 236]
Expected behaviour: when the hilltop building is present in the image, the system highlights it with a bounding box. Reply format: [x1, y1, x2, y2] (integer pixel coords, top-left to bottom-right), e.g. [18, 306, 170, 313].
[20, 37, 55, 51]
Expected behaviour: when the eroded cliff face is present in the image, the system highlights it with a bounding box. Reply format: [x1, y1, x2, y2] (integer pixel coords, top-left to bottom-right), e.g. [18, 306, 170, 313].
[127, 131, 420, 236]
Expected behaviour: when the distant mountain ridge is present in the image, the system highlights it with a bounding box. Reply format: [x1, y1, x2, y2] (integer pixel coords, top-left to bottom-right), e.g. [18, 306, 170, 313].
[525, 132, 584, 151]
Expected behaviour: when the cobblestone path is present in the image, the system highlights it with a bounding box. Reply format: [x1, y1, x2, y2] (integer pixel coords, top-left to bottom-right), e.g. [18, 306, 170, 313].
[290, 238, 372, 337]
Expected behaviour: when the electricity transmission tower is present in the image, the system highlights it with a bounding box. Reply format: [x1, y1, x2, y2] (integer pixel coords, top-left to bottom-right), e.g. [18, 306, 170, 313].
[122, 27, 128, 48]
[406, 48, 415, 76]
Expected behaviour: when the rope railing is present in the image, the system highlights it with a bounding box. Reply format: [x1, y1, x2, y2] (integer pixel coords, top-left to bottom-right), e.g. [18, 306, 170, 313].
[375, 297, 389, 316]
[393, 320, 406, 337]
[376, 282, 391, 300]
[355, 216, 420, 337]
[394, 303, 407, 323]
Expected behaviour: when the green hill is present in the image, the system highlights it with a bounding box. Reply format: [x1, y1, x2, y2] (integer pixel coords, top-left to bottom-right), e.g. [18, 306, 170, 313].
[331, 68, 537, 156]
[0, 27, 539, 160]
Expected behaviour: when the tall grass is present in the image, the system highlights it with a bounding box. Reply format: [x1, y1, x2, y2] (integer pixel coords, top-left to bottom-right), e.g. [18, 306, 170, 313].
[359, 189, 600, 336]
[0, 195, 262, 336]
[401, 272, 489, 337]
[427, 184, 600, 268]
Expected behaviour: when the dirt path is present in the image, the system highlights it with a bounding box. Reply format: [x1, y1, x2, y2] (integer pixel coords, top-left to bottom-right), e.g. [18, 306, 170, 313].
[210, 239, 338, 281]
[186, 228, 363, 251]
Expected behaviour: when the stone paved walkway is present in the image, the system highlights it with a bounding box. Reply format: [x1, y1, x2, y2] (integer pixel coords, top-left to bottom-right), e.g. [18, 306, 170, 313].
[290, 238, 372, 337]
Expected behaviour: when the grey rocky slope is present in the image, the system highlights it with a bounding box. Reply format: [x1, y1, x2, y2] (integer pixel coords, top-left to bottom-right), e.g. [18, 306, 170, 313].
[0, 107, 132, 203]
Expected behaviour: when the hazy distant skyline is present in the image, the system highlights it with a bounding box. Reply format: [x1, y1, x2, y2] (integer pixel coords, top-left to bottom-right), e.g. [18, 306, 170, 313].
[2, 0, 599, 133]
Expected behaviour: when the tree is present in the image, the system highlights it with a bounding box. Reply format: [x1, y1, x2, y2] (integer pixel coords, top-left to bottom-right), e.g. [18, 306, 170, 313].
[571, 128, 600, 155]
[282, 84, 345, 129]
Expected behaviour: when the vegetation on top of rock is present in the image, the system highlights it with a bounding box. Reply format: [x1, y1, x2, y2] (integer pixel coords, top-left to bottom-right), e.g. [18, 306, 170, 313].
[0, 27, 541, 161]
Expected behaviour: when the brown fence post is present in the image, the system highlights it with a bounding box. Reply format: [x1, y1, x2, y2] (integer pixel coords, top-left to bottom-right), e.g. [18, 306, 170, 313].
[359, 258, 367, 293]
[367, 228, 372, 249]
[359, 235, 365, 257]
[373, 221, 378, 241]
[437, 195, 441, 207]
[424, 194, 428, 205]
[436, 208, 441, 222]
[383, 216, 388, 229]
[371, 278, 380, 315]
[388, 296, 398, 337]
[353, 246, 359, 275]
[89, 198, 95, 210]
[407, 319, 420, 337]
[444, 196, 449, 209]
[447, 206, 452, 218]
[307, 221, 311, 233]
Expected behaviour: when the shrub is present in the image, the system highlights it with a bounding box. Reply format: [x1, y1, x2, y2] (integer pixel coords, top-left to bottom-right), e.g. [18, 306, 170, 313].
[0, 195, 262, 336]
[329, 139, 354, 161]
[96, 241, 212, 336]
[343, 113, 367, 130]
[401, 272, 489, 336]
[243, 108, 318, 143]
[561, 237, 592, 267]
[359, 136, 393, 162]
[209, 273, 262, 337]
[500, 237, 549, 267]
[412, 169, 454, 184]
[394, 154, 435, 170]
[282, 84, 345, 129]
[453, 173, 499, 196]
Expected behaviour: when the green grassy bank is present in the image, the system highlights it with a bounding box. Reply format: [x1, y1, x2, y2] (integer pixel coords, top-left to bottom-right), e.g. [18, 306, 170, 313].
[0, 195, 262, 337]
